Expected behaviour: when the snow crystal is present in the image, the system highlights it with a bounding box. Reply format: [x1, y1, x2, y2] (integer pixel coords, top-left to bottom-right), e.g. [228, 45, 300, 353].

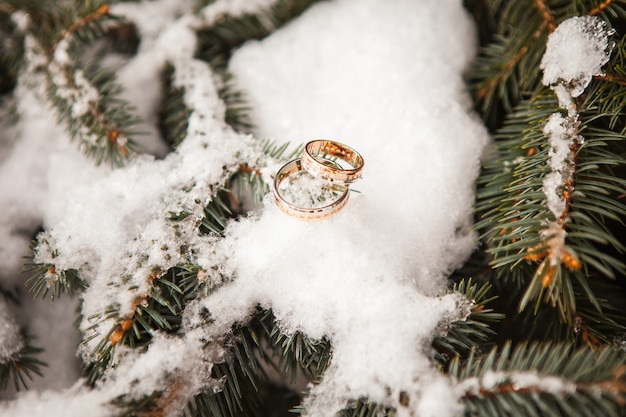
[541, 16, 614, 97]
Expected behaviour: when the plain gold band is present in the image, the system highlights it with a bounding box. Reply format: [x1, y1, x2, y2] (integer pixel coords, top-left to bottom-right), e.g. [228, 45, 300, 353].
[301, 140, 364, 183]
[273, 158, 350, 221]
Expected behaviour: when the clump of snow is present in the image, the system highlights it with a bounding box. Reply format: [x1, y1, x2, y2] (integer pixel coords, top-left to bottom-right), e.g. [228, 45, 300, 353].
[0, 0, 489, 416]
[49, 37, 101, 119]
[217, 0, 488, 415]
[541, 112, 581, 219]
[458, 370, 577, 397]
[540, 16, 613, 221]
[541, 15, 615, 97]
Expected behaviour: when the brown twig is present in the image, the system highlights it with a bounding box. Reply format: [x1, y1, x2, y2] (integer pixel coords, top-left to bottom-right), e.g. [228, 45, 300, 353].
[534, 0, 556, 32]
[589, 0, 614, 16]
[595, 73, 626, 87]
[66, 5, 110, 35]
[109, 269, 163, 346]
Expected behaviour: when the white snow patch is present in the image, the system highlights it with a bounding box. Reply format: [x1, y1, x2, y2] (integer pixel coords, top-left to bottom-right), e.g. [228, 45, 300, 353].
[458, 370, 577, 396]
[541, 15, 614, 97]
[218, 0, 488, 415]
[540, 16, 613, 220]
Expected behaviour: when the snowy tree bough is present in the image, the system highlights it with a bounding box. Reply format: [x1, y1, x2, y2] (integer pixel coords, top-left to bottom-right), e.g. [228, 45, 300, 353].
[0, 1, 625, 417]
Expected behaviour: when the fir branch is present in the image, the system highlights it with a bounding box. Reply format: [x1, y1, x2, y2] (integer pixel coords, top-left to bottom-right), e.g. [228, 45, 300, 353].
[533, 0, 557, 32]
[0, 333, 46, 392]
[110, 391, 161, 417]
[112, 267, 196, 345]
[218, 71, 253, 134]
[23, 0, 144, 166]
[0, 9, 24, 94]
[46, 58, 142, 167]
[232, 140, 302, 208]
[195, 0, 322, 70]
[433, 279, 503, 364]
[185, 318, 267, 417]
[159, 62, 193, 149]
[200, 189, 235, 236]
[469, 0, 555, 120]
[586, 0, 626, 20]
[23, 262, 86, 301]
[24, 237, 88, 300]
[259, 309, 331, 383]
[452, 342, 626, 417]
[467, 0, 605, 126]
[508, 275, 626, 346]
[84, 266, 201, 383]
[475, 73, 626, 326]
[158, 62, 251, 151]
[185, 308, 333, 417]
[338, 400, 395, 417]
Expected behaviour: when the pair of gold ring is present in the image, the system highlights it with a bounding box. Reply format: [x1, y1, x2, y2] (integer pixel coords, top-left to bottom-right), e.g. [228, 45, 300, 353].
[273, 140, 365, 221]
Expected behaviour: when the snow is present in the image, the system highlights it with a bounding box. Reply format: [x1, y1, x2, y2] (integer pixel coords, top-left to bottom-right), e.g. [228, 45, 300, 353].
[541, 16, 614, 97]
[0, 0, 490, 416]
[458, 370, 577, 397]
[217, 1, 487, 414]
[540, 16, 613, 220]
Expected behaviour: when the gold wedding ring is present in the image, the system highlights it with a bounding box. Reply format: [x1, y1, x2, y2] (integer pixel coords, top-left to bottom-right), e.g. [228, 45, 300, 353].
[273, 158, 350, 221]
[301, 140, 364, 183]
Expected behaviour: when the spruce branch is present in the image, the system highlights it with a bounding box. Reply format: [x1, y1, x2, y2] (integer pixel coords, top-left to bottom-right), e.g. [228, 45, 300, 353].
[475, 49, 626, 327]
[23, 236, 88, 301]
[258, 309, 331, 383]
[232, 140, 303, 208]
[468, 0, 626, 126]
[195, 0, 322, 70]
[18, 0, 144, 166]
[0, 8, 24, 94]
[338, 400, 395, 417]
[433, 279, 504, 364]
[23, 262, 86, 301]
[46, 54, 141, 167]
[83, 265, 201, 383]
[159, 62, 193, 149]
[469, 0, 559, 120]
[452, 342, 626, 417]
[0, 297, 46, 392]
[110, 391, 161, 417]
[185, 311, 270, 417]
[219, 71, 253, 134]
[0, 341, 46, 392]
[200, 189, 235, 236]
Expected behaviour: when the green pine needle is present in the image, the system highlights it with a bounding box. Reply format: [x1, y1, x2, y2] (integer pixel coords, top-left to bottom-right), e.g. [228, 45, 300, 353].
[0, 341, 46, 392]
[452, 341, 626, 417]
[433, 279, 504, 364]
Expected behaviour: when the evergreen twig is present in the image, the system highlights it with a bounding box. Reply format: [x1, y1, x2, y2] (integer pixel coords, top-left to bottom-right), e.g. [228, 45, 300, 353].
[452, 342, 626, 417]
[433, 279, 504, 364]
[0, 337, 46, 392]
